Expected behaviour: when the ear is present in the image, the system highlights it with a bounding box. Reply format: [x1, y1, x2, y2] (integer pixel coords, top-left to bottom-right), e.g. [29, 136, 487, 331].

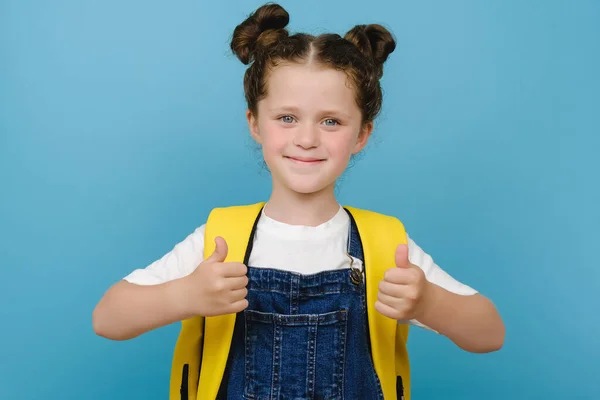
[246, 109, 261, 144]
[352, 121, 374, 154]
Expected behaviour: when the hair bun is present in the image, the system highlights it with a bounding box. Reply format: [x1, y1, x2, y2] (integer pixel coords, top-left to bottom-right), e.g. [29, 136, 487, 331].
[344, 24, 396, 77]
[231, 3, 290, 65]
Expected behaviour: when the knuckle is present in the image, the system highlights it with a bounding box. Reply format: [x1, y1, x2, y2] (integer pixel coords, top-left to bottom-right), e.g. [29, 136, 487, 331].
[234, 300, 248, 312]
[384, 268, 400, 282]
[407, 288, 419, 301]
[238, 263, 248, 274]
[213, 280, 225, 292]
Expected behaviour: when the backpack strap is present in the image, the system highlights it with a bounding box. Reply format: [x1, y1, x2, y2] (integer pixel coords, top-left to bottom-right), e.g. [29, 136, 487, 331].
[196, 202, 265, 399]
[344, 206, 411, 400]
[169, 313, 204, 400]
[169, 202, 264, 400]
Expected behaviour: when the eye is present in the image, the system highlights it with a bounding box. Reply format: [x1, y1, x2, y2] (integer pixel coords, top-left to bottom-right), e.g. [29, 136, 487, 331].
[279, 115, 295, 124]
[323, 118, 339, 126]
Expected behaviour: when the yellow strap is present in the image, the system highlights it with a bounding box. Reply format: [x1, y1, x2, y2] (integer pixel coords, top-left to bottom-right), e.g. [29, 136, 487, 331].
[169, 315, 204, 400]
[197, 202, 265, 399]
[396, 324, 411, 399]
[344, 206, 409, 399]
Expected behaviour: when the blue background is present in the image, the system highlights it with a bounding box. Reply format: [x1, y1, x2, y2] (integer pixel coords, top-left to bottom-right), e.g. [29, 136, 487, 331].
[1, 0, 598, 398]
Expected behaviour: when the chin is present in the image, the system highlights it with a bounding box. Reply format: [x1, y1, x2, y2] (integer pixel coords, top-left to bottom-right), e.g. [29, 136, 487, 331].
[284, 179, 333, 195]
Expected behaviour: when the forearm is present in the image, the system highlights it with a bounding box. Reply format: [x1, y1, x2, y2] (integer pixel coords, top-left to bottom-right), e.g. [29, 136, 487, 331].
[418, 283, 505, 353]
[92, 278, 191, 341]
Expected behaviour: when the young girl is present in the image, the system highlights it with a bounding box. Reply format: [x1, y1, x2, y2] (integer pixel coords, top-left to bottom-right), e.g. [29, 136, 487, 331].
[93, 3, 505, 399]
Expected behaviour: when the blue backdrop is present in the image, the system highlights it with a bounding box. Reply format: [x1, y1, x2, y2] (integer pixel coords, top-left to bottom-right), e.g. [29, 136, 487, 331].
[1, 0, 598, 398]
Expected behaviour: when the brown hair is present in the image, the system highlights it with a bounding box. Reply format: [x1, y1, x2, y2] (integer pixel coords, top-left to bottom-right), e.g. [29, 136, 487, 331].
[230, 3, 396, 125]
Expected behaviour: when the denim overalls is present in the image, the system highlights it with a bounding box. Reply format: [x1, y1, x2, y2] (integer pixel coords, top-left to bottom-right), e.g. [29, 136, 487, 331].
[216, 209, 385, 399]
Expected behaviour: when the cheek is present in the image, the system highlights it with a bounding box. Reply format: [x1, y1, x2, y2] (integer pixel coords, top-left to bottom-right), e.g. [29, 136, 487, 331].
[258, 121, 288, 155]
[324, 131, 357, 158]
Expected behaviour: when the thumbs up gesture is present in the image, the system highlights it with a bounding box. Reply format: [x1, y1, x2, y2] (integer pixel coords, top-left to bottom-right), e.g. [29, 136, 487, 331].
[181, 236, 249, 317]
[374, 243, 432, 321]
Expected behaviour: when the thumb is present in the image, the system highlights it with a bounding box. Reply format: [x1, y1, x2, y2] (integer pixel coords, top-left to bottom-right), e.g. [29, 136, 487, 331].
[394, 243, 411, 268]
[206, 236, 228, 263]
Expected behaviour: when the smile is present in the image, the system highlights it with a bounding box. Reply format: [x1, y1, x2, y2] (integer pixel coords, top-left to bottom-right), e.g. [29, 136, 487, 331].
[285, 156, 325, 165]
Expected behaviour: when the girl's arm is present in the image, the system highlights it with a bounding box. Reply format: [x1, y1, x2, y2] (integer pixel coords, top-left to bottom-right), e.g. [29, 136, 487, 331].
[418, 285, 505, 353]
[93, 225, 206, 340]
[92, 278, 191, 341]
[92, 236, 249, 341]
[377, 238, 505, 353]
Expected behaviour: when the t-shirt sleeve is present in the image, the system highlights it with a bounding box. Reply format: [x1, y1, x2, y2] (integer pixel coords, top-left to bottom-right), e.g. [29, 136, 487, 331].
[123, 224, 207, 285]
[401, 232, 478, 332]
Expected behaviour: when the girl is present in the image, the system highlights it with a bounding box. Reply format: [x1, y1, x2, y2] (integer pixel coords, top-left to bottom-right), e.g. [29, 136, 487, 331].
[93, 3, 505, 399]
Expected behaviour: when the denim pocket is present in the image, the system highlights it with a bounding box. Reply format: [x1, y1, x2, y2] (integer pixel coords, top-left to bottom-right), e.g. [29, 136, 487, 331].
[243, 309, 348, 400]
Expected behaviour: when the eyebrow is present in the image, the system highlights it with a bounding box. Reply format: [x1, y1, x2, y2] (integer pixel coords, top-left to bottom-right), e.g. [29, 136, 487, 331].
[320, 110, 352, 120]
[267, 106, 300, 114]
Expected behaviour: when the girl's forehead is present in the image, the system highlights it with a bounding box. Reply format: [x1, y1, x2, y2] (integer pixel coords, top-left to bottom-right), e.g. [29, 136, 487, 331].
[267, 62, 348, 84]
[263, 63, 358, 109]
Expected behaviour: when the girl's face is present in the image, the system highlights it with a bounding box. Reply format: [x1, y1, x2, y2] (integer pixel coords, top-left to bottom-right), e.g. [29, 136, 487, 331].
[247, 62, 372, 196]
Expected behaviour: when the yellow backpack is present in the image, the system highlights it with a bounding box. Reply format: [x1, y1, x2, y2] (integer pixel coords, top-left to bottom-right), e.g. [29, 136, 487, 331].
[169, 202, 411, 399]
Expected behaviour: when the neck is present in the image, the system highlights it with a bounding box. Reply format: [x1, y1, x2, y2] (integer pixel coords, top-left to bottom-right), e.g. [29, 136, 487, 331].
[264, 182, 340, 227]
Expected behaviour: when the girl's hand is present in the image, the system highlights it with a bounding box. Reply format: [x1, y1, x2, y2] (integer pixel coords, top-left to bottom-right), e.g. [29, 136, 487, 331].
[375, 243, 433, 321]
[179, 236, 249, 317]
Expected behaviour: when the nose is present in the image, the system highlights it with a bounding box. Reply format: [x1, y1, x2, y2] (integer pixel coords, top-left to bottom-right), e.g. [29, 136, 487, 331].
[293, 123, 320, 149]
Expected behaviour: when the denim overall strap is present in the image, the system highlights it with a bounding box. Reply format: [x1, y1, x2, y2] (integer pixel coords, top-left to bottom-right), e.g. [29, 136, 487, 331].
[345, 207, 364, 262]
[220, 209, 385, 399]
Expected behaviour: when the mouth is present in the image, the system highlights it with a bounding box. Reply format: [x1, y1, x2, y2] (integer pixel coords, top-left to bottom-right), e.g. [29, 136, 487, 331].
[284, 156, 325, 165]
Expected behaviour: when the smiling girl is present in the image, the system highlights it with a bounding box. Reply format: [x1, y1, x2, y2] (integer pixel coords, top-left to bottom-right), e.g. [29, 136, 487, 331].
[93, 3, 505, 399]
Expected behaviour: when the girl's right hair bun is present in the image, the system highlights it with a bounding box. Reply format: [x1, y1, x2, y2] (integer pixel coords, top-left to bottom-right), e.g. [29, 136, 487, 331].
[231, 3, 290, 65]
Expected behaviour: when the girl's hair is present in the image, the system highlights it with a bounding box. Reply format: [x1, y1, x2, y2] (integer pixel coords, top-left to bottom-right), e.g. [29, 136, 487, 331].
[230, 3, 396, 125]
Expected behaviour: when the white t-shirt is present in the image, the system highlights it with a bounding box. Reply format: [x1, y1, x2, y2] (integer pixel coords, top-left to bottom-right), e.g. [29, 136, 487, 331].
[123, 205, 477, 330]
